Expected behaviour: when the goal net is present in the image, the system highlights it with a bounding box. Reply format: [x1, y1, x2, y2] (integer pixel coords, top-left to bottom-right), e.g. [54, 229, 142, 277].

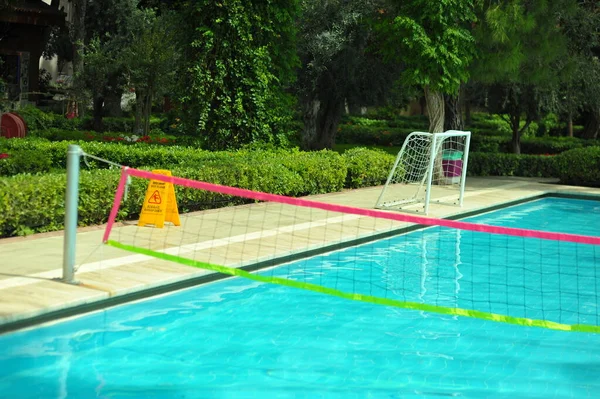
[375, 131, 471, 214]
[100, 168, 600, 334]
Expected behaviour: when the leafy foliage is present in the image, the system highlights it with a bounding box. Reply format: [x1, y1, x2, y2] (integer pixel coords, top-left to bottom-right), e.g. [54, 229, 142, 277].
[471, 0, 577, 152]
[295, 0, 396, 149]
[343, 147, 396, 188]
[375, 0, 476, 132]
[560, 0, 600, 138]
[556, 147, 600, 187]
[467, 152, 558, 177]
[0, 144, 406, 237]
[177, 0, 299, 150]
[377, 0, 476, 95]
[79, 0, 140, 127]
[122, 9, 179, 135]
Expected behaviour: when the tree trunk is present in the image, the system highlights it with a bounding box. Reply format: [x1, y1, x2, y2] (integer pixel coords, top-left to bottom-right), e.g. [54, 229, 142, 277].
[71, 0, 87, 114]
[424, 87, 445, 133]
[104, 90, 123, 118]
[465, 102, 471, 126]
[347, 100, 361, 116]
[92, 95, 104, 132]
[464, 86, 472, 126]
[301, 94, 344, 151]
[582, 108, 600, 139]
[510, 113, 521, 155]
[134, 91, 143, 134]
[144, 93, 151, 135]
[567, 113, 573, 138]
[444, 93, 464, 131]
[302, 97, 320, 149]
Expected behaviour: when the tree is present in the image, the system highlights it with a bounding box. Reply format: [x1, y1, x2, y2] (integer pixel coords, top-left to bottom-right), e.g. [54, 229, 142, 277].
[122, 10, 179, 135]
[70, 0, 87, 114]
[83, 0, 139, 127]
[177, 0, 299, 150]
[444, 89, 465, 131]
[471, 0, 576, 153]
[376, 0, 476, 133]
[560, 0, 600, 139]
[296, 0, 397, 150]
[80, 37, 116, 130]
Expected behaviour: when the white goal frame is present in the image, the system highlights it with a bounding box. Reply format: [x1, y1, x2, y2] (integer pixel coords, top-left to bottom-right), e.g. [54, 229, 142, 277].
[375, 130, 471, 215]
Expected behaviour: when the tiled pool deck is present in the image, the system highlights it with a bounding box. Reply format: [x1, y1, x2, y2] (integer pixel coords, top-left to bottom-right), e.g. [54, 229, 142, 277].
[1, 177, 599, 333]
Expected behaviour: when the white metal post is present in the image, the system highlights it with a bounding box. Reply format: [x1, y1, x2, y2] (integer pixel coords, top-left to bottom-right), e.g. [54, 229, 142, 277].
[63, 144, 82, 284]
[423, 134, 438, 215]
[375, 132, 417, 208]
[458, 132, 471, 207]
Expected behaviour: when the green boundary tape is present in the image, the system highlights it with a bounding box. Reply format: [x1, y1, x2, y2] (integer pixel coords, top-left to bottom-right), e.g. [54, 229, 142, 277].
[106, 240, 600, 334]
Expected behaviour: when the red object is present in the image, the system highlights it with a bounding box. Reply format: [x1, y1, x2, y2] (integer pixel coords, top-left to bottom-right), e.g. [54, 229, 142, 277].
[0, 153, 9, 159]
[442, 160, 463, 177]
[0, 113, 27, 138]
[148, 190, 162, 204]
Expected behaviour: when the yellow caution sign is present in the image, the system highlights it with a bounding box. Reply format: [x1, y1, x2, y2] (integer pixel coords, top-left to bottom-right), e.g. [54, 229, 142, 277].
[138, 170, 181, 228]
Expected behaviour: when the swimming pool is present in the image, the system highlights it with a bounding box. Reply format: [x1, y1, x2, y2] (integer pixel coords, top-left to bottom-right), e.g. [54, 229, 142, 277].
[1, 197, 599, 398]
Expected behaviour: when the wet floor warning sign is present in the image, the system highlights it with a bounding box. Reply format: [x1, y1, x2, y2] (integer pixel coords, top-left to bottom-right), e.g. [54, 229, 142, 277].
[138, 170, 181, 228]
[148, 190, 162, 204]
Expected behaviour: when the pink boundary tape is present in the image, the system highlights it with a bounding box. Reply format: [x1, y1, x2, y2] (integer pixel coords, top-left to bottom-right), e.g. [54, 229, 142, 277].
[103, 168, 129, 243]
[104, 167, 600, 246]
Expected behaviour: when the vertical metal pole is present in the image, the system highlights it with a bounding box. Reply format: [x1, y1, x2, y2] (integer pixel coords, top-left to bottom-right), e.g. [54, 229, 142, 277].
[458, 132, 471, 207]
[63, 144, 82, 284]
[424, 134, 438, 215]
[375, 132, 416, 208]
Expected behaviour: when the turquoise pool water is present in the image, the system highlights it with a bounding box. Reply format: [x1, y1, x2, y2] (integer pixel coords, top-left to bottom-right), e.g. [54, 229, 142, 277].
[1, 197, 600, 398]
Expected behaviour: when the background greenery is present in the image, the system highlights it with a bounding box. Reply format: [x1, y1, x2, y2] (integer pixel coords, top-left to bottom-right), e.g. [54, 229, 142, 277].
[1, 0, 600, 237]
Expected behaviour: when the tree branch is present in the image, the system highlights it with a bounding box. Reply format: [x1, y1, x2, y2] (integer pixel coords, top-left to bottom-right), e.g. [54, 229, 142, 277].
[518, 119, 532, 137]
[499, 114, 511, 125]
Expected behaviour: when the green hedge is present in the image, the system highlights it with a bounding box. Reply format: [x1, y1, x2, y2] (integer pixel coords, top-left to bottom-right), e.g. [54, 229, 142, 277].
[17, 106, 165, 135]
[17, 106, 80, 133]
[468, 153, 558, 177]
[336, 123, 598, 155]
[0, 149, 53, 176]
[556, 147, 600, 187]
[0, 139, 196, 174]
[0, 142, 572, 238]
[336, 124, 414, 146]
[0, 148, 354, 237]
[343, 147, 395, 188]
[33, 128, 177, 145]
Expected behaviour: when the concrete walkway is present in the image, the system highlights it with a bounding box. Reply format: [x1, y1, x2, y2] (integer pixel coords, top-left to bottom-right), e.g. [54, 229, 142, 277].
[1, 176, 599, 333]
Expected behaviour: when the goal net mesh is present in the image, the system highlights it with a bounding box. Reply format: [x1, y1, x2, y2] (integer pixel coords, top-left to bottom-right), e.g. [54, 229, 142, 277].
[376, 131, 470, 213]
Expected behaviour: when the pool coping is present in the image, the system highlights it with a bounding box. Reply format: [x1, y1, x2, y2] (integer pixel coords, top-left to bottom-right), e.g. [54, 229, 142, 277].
[1, 190, 599, 335]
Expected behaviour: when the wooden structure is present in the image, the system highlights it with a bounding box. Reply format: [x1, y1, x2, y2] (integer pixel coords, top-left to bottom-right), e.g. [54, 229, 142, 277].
[0, 0, 66, 103]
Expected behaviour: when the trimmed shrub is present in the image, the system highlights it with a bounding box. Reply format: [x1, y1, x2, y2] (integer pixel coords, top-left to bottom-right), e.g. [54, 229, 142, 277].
[556, 147, 600, 187]
[278, 149, 348, 194]
[80, 116, 164, 133]
[0, 172, 69, 236]
[342, 147, 395, 188]
[0, 140, 573, 238]
[0, 149, 53, 176]
[467, 153, 558, 178]
[33, 129, 178, 145]
[520, 137, 589, 155]
[0, 147, 352, 237]
[16, 106, 166, 135]
[17, 106, 81, 134]
[336, 124, 413, 146]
